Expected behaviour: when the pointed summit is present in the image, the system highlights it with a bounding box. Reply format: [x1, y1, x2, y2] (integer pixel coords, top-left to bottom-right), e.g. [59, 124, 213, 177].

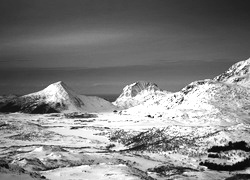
[38, 81, 78, 100]
[46, 81, 71, 90]
[42, 81, 71, 93]
[24, 81, 84, 112]
[48, 81, 66, 88]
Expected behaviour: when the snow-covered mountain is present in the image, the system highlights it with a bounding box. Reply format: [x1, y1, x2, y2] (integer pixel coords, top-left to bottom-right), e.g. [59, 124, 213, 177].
[113, 81, 170, 109]
[120, 58, 250, 125]
[24, 81, 84, 112]
[214, 58, 250, 87]
[0, 81, 115, 114]
[1, 57, 250, 119]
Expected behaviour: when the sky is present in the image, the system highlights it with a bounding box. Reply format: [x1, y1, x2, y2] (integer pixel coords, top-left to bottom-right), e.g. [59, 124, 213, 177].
[0, 0, 250, 95]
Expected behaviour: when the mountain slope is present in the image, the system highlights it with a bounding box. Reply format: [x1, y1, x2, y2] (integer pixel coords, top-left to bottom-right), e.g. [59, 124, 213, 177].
[78, 95, 116, 113]
[124, 79, 250, 125]
[214, 58, 250, 87]
[25, 81, 84, 112]
[0, 81, 115, 114]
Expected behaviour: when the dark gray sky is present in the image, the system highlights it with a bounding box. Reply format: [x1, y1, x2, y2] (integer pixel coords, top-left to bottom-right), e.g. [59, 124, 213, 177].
[0, 0, 250, 95]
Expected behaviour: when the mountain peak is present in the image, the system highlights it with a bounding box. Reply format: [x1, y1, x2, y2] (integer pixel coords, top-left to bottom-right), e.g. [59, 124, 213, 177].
[45, 81, 67, 90]
[53, 81, 65, 86]
[113, 81, 166, 109]
[42, 81, 76, 96]
[22, 81, 84, 112]
[119, 81, 160, 98]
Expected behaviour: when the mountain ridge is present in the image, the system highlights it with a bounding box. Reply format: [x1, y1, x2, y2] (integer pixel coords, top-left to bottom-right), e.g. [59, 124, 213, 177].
[1, 57, 250, 118]
[120, 58, 250, 125]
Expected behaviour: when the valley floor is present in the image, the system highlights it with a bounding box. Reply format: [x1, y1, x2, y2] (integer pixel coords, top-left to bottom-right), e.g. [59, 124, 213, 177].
[0, 112, 250, 180]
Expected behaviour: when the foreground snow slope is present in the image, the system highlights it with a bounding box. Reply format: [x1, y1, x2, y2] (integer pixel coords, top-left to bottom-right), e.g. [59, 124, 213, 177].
[1, 112, 250, 180]
[0, 81, 115, 113]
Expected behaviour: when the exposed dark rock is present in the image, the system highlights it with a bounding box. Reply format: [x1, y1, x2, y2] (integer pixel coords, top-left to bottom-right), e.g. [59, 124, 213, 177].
[0, 99, 59, 114]
[0, 100, 22, 113]
[0, 159, 9, 169]
[64, 112, 97, 118]
[225, 174, 250, 180]
[30, 103, 59, 114]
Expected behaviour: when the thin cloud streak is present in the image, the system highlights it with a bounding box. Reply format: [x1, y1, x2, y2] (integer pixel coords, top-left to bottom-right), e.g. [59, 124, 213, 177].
[1, 30, 133, 48]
